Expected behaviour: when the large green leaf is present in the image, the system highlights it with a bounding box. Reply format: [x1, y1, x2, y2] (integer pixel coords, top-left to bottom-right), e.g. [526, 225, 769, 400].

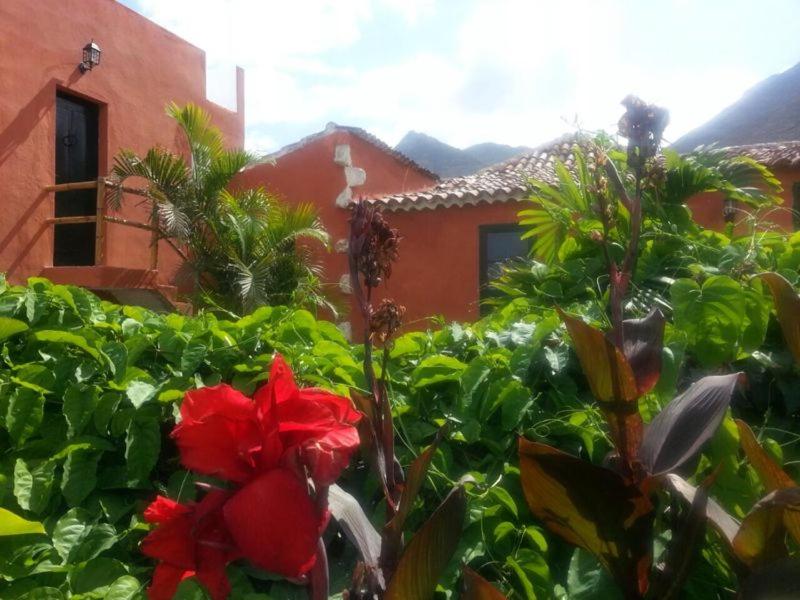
[671, 276, 744, 366]
[61, 449, 100, 506]
[63, 383, 99, 437]
[0, 316, 28, 341]
[0, 508, 45, 536]
[385, 486, 467, 600]
[6, 387, 45, 445]
[518, 439, 653, 598]
[14, 458, 56, 514]
[125, 411, 161, 483]
[32, 330, 101, 361]
[411, 355, 468, 388]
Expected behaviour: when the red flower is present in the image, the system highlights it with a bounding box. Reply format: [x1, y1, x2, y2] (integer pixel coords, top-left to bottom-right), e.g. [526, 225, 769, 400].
[142, 492, 236, 600]
[158, 354, 362, 587]
[172, 355, 361, 487]
[255, 355, 363, 486]
[223, 468, 326, 578]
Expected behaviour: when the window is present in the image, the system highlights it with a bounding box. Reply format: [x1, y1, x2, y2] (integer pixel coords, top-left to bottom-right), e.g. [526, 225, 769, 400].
[479, 224, 530, 309]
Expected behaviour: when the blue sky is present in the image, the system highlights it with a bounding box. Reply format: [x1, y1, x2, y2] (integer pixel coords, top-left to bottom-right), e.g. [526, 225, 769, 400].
[120, 0, 800, 155]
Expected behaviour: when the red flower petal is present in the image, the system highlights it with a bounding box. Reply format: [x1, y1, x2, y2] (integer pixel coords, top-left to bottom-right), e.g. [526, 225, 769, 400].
[148, 564, 192, 600]
[173, 385, 263, 483]
[141, 507, 195, 569]
[223, 469, 322, 578]
[144, 496, 191, 524]
[254, 355, 300, 409]
[180, 384, 256, 423]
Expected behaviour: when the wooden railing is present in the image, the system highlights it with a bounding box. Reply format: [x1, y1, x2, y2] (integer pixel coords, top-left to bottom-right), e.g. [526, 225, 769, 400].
[44, 178, 159, 269]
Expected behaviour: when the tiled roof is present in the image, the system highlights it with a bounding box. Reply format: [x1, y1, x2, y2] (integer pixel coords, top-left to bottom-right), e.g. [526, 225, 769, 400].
[369, 134, 591, 211]
[724, 141, 800, 168]
[250, 122, 439, 181]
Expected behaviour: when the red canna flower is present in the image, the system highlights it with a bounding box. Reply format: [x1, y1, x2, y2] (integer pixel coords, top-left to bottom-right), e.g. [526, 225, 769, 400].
[172, 355, 362, 487]
[156, 353, 362, 590]
[255, 355, 363, 486]
[141, 492, 237, 600]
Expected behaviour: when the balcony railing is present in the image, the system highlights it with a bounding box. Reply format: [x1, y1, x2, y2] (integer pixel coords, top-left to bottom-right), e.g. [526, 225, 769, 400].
[44, 177, 160, 269]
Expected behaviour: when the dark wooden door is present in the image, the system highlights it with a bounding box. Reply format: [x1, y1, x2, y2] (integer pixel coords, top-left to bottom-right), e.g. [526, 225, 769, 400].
[54, 93, 98, 265]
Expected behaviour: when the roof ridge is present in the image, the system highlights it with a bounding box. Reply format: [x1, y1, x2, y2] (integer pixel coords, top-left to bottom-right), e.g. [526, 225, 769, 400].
[247, 123, 439, 181]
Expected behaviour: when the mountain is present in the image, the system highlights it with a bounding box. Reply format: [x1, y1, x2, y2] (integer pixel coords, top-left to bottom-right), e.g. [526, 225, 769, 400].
[395, 131, 531, 178]
[673, 62, 800, 152]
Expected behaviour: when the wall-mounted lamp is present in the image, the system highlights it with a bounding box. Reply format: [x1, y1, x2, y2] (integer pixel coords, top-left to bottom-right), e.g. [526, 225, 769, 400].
[79, 40, 101, 73]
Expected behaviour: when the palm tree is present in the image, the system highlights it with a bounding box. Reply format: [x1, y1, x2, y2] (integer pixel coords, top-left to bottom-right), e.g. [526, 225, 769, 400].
[486, 136, 784, 312]
[109, 103, 329, 314]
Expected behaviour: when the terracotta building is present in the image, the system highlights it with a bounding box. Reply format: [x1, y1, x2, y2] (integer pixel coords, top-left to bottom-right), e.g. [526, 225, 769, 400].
[234, 130, 583, 332]
[0, 0, 244, 309]
[239, 127, 800, 334]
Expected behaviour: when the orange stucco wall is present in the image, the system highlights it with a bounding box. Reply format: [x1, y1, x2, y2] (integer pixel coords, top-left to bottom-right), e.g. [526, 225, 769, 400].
[233, 130, 440, 329]
[233, 133, 528, 332]
[688, 166, 798, 232]
[0, 0, 244, 289]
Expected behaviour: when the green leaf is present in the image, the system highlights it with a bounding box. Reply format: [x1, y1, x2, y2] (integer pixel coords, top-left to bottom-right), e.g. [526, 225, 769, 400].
[69, 557, 129, 594]
[671, 276, 744, 366]
[412, 355, 468, 388]
[6, 387, 45, 445]
[566, 548, 622, 600]
[0, 316, 28, 341]
[14, 458, 56, 514]
[0, 507, 45, 536]
[71, 522, 118, 563]
[32, 330, 101, 361]
[385, 486, 467, 600]
[52, 507, 91, 562]
[61, 449, 100, 506]
[499, 379, 533, 431]
[172, 578, 211, 600]
[180, 338, 207, 374]
[18, 588, 65, 600]
[126, 411, 161, 483]
[126, 380, 157, 408]
[488, 487, 518, 518]
[101, 342, 128, 382]
[104, 576, 144, 600]
[63, 383, 99, 437]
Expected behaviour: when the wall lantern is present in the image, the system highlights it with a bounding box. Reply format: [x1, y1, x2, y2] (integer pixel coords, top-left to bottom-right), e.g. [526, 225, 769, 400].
[79, 40, 101, 73]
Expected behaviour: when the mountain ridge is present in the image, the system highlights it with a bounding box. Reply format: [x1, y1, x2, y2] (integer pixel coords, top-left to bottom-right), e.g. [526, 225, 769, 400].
[395, 131, 531, 178]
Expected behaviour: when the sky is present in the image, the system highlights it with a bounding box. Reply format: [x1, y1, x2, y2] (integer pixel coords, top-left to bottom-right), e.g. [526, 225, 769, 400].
[119, 0, 800, 155]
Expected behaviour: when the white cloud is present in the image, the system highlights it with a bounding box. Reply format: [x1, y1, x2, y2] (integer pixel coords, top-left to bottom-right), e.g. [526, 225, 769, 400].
[129, 0, 777, 153]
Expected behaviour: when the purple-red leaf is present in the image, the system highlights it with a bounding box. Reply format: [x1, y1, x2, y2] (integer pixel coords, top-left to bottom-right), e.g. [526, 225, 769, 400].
[754, 272, 800, 364]
[518, 439, 654, 598]
[650, 471, 716, 599]
[664, 474, 739, 550]
[462, 567, 507, 599]
[733, 487, 800, 568]
[559, 309, 644, 464]
[328, 484, 382, 573]
[383, 432, 443, 573]
[559, 309, 639, 402]
[740, 557, 800, 598]
[621, 308, 665, 396]
[384, 485, 467, 600]
[639, 373, 739, 475]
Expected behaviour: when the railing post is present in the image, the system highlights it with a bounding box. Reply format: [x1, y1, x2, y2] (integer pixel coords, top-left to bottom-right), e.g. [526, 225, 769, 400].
[94, 178, 106, 265]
